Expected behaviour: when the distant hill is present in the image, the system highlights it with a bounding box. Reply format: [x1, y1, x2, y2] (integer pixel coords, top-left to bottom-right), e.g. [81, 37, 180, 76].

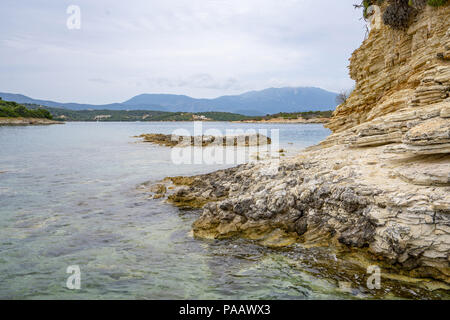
[23, 104, 333, 122]
[24, 104, 253, 122]
[0, 93, 130, 111]
[0, 87, 338, 116]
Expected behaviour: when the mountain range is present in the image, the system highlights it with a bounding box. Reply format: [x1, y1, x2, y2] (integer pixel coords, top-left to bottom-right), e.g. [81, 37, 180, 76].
[0, 87, 338, 116]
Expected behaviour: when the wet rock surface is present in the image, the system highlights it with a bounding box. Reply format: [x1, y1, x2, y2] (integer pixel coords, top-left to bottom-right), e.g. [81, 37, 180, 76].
[153, 138, 449, 283]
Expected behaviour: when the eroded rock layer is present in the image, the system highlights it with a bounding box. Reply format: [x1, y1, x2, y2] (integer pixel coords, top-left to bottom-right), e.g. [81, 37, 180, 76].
[327, 5, 450, 132]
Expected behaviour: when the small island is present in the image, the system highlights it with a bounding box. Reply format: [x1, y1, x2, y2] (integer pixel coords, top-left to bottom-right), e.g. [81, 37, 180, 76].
[0, 99, 61, 126]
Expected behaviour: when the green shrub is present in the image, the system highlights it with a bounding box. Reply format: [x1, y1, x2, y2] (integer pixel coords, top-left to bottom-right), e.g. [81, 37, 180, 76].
[427, 0, 448, 6]
[357, 0, 448, 29]
[382, 0, 413, 30]
[0, 100, 53, 119]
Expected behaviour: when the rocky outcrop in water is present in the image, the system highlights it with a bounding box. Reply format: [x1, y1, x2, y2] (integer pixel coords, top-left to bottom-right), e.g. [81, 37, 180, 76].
[136, 133, 271, 147]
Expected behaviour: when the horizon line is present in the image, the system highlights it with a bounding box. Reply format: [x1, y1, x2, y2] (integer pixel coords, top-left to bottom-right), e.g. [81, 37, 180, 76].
[0, 85, 338, 107]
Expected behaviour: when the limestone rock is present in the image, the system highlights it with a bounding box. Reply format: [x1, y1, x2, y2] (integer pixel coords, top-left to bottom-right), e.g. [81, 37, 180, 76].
[164, 143, 450, 282]
[327, 5, 450, 132]
[404, 117, 450, 146]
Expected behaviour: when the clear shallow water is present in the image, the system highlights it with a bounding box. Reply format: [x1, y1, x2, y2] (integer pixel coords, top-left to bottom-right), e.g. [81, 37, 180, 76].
[0, 122, 447, 300]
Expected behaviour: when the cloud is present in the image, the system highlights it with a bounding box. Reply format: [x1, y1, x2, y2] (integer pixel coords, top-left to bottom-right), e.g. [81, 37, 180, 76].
[146, 74, 241, 90]
[89, 78, 112, 84]
[0, 0, 366, 104]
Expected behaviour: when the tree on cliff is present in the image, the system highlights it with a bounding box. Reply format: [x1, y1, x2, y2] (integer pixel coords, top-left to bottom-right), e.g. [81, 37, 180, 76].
[336, 89, 353, 105]
[355, 0, 449, 29]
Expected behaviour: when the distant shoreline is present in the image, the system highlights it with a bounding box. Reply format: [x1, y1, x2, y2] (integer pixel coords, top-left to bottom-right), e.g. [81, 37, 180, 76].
[234, 117, 329, 124]
[0, 117, 63, 126]
[0, 117, 329, 125]
[35, 119, 329, 124]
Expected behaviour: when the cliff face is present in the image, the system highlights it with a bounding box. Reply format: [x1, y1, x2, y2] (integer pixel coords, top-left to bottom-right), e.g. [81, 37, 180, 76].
[327, 4, 450, 132]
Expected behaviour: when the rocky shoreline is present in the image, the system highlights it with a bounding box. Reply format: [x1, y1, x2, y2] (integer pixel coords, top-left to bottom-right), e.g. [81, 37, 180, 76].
[144, 4, 450, 286]
[148, 103, 449, 283]
[0, 117, 63, 126]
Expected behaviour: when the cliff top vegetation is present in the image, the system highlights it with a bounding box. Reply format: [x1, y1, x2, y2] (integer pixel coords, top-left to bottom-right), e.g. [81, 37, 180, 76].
[356, 0, 448, 29]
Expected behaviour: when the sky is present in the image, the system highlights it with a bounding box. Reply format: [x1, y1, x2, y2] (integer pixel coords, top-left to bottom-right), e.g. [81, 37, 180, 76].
[0, 0, 367, 104]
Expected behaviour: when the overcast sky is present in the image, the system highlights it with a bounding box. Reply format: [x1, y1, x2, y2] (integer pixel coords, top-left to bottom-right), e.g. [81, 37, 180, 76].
[0, 0, 367, 104]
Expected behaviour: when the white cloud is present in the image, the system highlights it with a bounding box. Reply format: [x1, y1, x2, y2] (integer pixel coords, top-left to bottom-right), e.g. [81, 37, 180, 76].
[0, 0, 366, 103]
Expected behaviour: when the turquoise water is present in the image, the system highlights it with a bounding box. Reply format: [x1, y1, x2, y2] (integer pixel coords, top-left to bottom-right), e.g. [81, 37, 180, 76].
[0, 122, 446, 299]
